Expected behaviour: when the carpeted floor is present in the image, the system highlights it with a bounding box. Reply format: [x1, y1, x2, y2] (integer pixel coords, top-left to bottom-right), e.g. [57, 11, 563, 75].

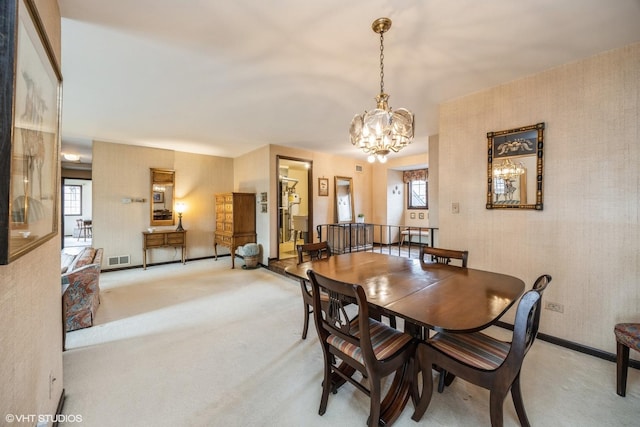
[60, 259, 639, 427]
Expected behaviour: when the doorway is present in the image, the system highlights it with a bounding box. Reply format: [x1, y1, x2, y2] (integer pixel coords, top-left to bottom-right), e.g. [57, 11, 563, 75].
[276, 156, 312, 260]
[61, 178, 93, 250]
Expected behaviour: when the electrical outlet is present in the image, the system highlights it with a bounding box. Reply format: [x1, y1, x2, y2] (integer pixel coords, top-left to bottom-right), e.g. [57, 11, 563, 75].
[451, 202, 460, 214]
[545, 301, 564, 313]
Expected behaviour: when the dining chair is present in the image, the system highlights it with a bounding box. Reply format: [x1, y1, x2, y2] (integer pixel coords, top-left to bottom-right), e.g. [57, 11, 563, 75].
[412, 274, 551, 427]
[296, 242, 332, 339]
[614, 322, 640, 397]
[307, 270, 416, 427]
[76, 219, 92, 241]
[420, 245, 470, 387]
[421, 246, 468, 267]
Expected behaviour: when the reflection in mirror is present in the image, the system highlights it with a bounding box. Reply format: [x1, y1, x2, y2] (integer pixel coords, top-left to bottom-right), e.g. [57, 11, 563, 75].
[335, 176, 354, 223]
[487, 123, 545, 210]
[150, 168, 175, 226]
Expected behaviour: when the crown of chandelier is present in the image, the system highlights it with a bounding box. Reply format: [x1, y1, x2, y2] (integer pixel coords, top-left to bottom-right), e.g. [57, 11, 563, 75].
[349, 18, 415, 164]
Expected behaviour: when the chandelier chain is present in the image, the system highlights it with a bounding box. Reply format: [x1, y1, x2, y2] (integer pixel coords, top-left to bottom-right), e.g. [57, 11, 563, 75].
[379, 31, 385, 95]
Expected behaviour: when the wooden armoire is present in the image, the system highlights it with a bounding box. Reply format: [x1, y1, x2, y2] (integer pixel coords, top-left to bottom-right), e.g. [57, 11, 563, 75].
[213, 192, 256, 268]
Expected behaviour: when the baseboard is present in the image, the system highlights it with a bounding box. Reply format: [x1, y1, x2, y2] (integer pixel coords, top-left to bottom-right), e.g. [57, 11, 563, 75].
[53, 388, 65, 427]
[495, 320, 640, 369]
[102, 255, 219, 272]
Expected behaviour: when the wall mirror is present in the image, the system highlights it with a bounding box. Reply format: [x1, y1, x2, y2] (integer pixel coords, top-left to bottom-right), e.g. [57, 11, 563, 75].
[335, 176, 354, 223]
[150, 168, 175, 226]
[487, 122, 545, 210]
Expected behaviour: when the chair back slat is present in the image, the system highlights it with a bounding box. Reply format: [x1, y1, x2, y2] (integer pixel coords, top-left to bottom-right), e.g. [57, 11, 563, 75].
[422, 246, 468, 267]
[307, 270, 373, 356]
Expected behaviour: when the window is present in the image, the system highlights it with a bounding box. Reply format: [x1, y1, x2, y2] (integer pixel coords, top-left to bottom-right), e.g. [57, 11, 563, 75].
[64, 185, 82, 216]
[408, 180, 428, 209]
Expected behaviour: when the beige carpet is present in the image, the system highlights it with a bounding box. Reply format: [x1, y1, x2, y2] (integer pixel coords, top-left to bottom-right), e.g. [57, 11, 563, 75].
[61, 259, 639, 427]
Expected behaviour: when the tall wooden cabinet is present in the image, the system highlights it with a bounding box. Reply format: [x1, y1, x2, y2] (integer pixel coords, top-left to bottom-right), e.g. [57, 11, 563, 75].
[214, 192, 256, 268]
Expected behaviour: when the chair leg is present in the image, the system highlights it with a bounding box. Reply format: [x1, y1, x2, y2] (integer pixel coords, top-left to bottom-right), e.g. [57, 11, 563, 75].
[617, 341, 630, 397]
[437, 369, 447, 393]
[489, 389, 507, 427]
[367, 378, 382, 427]
[511, 373, 531, 427]
[301, 302, 310, 340]
[318, 349, 332, 416]
[412, 350, 434, 421]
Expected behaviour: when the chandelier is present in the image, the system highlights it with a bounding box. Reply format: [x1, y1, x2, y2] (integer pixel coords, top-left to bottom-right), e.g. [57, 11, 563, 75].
[349, 17, 414, 164]
[493, 158, 525, 180]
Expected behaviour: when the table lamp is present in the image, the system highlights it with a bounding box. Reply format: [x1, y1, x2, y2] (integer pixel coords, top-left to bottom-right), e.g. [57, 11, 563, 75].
[175, 202, 186, 231]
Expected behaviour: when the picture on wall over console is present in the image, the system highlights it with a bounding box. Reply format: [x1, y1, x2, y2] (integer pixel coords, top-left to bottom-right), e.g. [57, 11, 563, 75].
[153, 191, 164, 203]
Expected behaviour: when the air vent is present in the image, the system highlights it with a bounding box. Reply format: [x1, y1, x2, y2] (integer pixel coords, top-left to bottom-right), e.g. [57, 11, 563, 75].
[355, 164, 363, 173]
[108, 255, 130, 267]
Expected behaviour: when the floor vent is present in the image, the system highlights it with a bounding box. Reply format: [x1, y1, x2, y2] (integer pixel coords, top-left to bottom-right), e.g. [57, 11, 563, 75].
[108, 255, 130, 267]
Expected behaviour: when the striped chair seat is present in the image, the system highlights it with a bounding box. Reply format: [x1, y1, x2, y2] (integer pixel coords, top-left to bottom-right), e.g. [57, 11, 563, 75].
[428, 331, 511, 370]
[327, 318, 412, 364]
[615, 323, 640, 352]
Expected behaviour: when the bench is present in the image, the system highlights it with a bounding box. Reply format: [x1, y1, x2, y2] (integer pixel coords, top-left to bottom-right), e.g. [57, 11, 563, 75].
[400, 228, 431, 246]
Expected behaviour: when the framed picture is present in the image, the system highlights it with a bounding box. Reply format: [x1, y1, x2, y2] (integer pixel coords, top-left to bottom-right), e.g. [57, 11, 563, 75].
[487, 123, 545, 210]
[410, 213, 416, 219]
[318, 177, 329, 197]
[0, 0, 62, 264]
[153, 191, 165, 203]
[419, 213, 425, 220]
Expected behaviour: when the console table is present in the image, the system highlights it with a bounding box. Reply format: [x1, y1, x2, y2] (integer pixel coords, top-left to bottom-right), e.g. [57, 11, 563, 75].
[142, 230, 186, 269]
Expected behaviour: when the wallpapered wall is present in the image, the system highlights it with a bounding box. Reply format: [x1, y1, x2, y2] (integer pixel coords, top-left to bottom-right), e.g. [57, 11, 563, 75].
[0, 0, 64, 419]
[437, 42, 640, 353]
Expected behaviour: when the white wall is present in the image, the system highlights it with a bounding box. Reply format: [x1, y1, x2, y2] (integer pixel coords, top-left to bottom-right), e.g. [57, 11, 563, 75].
[437, 42, 640, 353]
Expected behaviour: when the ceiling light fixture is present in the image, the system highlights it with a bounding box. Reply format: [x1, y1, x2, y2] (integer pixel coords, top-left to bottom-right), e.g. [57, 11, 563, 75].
[493, 158, 525, 180]
[349, 17, 414, 164]
[63, 153, 80, 162]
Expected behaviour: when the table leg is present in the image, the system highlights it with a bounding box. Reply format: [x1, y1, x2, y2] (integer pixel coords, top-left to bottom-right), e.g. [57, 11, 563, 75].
[380, 361, 412, 425]
[214, 243, 218, 261]
[230, 244, 236, 269]
[143, 249, 147, 270]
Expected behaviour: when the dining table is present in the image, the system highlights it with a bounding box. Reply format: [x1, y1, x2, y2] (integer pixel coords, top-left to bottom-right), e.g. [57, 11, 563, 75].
[284, 251, 525, 425]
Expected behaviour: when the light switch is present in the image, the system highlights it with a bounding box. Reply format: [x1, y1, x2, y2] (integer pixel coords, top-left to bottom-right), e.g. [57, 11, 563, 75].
[452, 202, 460, 214]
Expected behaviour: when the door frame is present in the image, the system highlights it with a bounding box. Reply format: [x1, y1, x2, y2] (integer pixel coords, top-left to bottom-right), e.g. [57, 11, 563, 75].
[276, 155, 313, 260]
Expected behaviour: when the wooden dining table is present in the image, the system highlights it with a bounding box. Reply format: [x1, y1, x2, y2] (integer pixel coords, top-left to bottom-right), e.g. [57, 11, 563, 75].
[285, 251, 525, 425]
[285, 251, 525, 333]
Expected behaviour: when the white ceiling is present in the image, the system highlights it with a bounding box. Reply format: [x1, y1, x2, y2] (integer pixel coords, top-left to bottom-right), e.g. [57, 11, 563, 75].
[58, 0, 640, 164]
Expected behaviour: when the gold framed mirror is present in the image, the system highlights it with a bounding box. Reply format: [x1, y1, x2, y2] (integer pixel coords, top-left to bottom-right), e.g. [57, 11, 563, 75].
[150, 168, 175, 226]
[335, 176, 354, 223]
[487, 123, 545, 210]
